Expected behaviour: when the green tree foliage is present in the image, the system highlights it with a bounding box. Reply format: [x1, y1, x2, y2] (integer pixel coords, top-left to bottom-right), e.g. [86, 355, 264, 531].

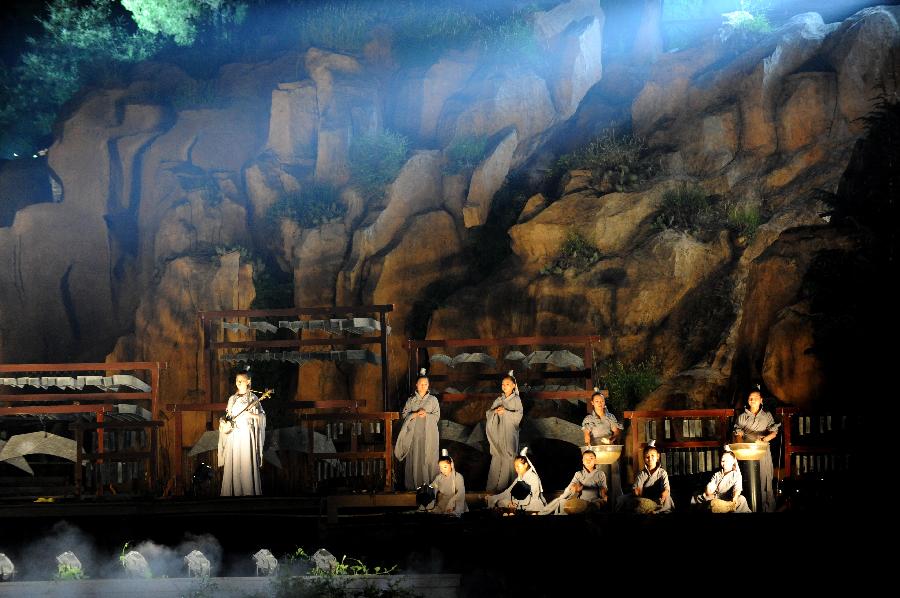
[0, 0, 158, 158]
[121, 0, 248, 46]
[443, 135, 489, 175]
[602, 358, 661, 413]
[349, 131, 410, 201]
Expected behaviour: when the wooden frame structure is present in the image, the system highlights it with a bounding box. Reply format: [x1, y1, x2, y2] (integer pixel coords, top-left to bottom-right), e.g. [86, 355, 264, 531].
[776, 407, 855, 477]
[623, 408, 733, 477]
[407, 335, 600, 405]
[198, 305, 393, 408]
[624, 407, 855, 480]
[165, 305, 396, 494]
[0, 362, 163, 496]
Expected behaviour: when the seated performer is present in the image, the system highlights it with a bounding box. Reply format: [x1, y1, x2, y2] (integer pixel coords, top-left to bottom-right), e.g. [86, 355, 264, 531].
[424, 449, 468, 516]
[616, 440, 675, 514]
[691, 445, 751, 513]
[541, 449, 608, 515]
[486, 448, 545, 512]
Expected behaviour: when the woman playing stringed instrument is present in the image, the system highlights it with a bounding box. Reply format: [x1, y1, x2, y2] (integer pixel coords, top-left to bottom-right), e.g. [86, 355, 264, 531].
[217, 369, 268, 496]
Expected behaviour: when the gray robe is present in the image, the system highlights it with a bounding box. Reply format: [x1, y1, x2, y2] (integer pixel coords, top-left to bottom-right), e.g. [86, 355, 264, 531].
[616, 465, 675, 513]
[734, 408, 780, 512]
[692, 468, 751, 513]
[581, 410, 623, 443]
[487, 468, 545, 512]
[541, 466, 607, 515]
[428, 471, 468, 516]
[218, 391, 266, 496]
[485, 390, 523, 492]
[394, 392, 440, 490]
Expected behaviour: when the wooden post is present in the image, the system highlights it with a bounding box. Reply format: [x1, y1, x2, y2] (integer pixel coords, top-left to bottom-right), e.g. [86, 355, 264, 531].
[782, 410, 793, 477]
[384, 415, 394, 491]
[174, 407, 183, 494]
[380, 309, 389, 412]
[74, 423, 83, 497]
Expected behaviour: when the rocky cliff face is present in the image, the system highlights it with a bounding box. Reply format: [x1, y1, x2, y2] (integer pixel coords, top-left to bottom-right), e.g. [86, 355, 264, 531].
[0, 2, 896, 465]
[431, 6, 899, 411]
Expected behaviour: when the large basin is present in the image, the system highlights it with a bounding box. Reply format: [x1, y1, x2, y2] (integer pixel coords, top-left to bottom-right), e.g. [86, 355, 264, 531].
[582, 444, 623, 464]
[729, 442, 768, 461]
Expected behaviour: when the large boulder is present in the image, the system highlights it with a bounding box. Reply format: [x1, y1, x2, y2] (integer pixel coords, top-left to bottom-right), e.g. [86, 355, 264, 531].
[266, 81, 318, 164]
[341, 150, 443, 293]
[547, 15, 604, 120]
[436, 69, 557, 166]
[827, 6, 900, 127]
[390, 52, 478, 143]
[281, 219, 349, 306]
[305, 48, 381, 185]
[509, 180, 682, 268]
[761, 301, 825, 410]
[462, 128, 518, 228]
[0, 91, 168, 362]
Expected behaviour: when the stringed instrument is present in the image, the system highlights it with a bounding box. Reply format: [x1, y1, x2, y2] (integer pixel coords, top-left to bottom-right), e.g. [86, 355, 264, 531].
[219, 388, 273, 435]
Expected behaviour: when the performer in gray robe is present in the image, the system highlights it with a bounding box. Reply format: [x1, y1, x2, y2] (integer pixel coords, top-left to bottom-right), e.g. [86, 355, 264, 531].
[485, 372, 523, 493]
[734, 389, 780, 512]
[427, 450, 468, 516]
[541, 449, 608, 515]
[616, 441, 674, 514]
[218, 371, 266, 496]
[487, 452, 545, 512]
[582, 389, 624, 499]
[394, 370, 440, 490]
[691, 447, 751, 513]
[581, 390, 623, 445]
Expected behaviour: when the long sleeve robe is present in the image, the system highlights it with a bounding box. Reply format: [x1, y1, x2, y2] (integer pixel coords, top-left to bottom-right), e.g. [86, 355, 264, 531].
[541, 466, 607, 515]
[487, 468, 545, 512]
[394, 392, 440, 490]
[581, 410, 623, 444]
[616, 465, 675, 513]
[428, 471, 468, 516]
[218, 391, 266, 496]
[734, 408, 780, 512]
[485, 390, 523, 492]
[691, 468, 751, 512]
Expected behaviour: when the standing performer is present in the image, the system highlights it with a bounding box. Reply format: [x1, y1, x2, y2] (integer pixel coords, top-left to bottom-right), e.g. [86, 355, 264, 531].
[394, 368, 440, 490]
[582, 388, 623, 499]
[616, 440, 674, 514]
[733, 388, 780, 512]
[218, 370, 266, 496]
[485, 371, 523, 493]
[426, 449, 468, 516]
[582, 389, 623, 445]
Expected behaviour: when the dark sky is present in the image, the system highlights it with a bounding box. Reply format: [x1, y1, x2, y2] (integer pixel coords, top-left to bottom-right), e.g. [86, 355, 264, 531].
[1, 0, 46, 67]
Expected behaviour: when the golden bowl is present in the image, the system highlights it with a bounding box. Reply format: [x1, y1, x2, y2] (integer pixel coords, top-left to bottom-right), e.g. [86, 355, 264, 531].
[582, 444, 623, 464]
[729, 442, 768, 461]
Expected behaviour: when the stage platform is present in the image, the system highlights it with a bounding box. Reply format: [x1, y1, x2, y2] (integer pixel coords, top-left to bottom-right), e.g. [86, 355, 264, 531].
[0, 492, 883, 595]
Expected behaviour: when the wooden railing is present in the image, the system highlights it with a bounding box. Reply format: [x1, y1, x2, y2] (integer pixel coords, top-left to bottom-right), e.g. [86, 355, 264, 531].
[166, 402, 399, 493]
[624, 407, 856, 480]
[0, 362, 164, 497]
[408, 335, 600, 406]
[623, 409, 734, 477]
[776, 407, 856, 477]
